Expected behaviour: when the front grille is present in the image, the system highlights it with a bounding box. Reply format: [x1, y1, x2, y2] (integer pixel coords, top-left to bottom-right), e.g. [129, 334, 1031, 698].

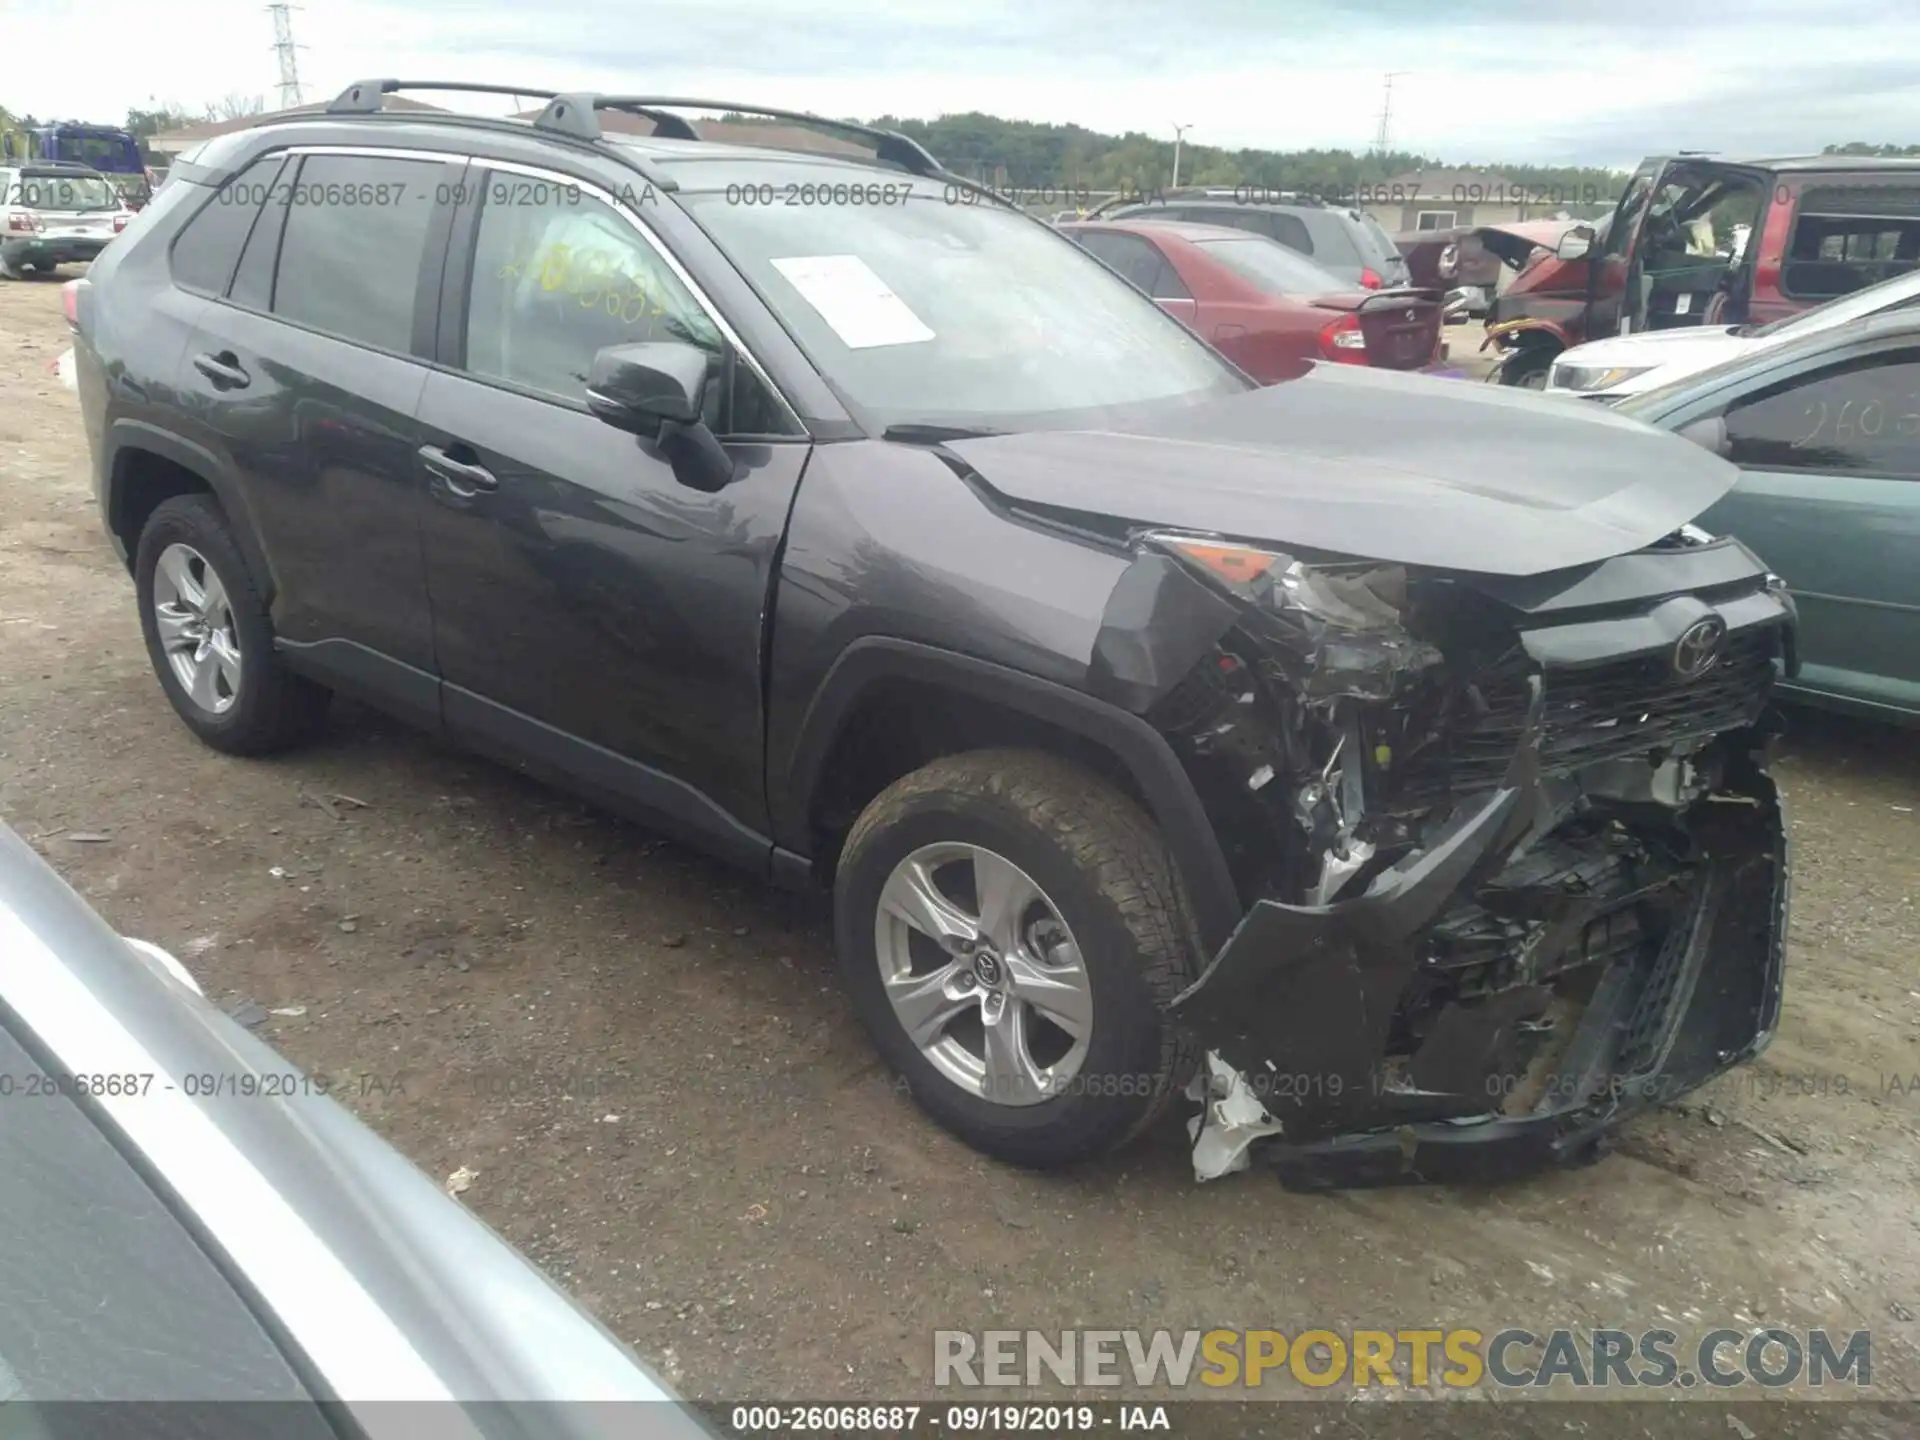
[1411, 626, 1780, 795]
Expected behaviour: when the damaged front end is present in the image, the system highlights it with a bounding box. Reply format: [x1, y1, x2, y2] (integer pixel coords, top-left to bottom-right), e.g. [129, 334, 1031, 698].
[1085, 527, 1795, 1189]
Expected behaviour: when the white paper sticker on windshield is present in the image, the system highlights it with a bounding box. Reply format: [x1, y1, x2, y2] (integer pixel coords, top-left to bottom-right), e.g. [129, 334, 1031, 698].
[771, 255, 935, 349]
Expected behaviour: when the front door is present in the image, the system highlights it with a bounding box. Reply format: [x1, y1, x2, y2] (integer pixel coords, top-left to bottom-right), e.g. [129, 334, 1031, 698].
[1586, 161, 1663, 340]
[414, 164, 811, 862]
[1700, 343, 1920, 715]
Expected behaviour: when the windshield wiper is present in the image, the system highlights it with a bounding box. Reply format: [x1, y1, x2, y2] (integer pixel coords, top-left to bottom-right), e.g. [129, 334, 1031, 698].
[881, 423, 1004, 445]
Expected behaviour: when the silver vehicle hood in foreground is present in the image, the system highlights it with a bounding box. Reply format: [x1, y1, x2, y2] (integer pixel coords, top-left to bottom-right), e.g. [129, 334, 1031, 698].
[946, 362, 1738, 577]
[0, 820, 709, 1437]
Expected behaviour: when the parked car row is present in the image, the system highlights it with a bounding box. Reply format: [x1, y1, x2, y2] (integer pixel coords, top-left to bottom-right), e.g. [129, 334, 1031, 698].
[1475, 152, 1920, 388]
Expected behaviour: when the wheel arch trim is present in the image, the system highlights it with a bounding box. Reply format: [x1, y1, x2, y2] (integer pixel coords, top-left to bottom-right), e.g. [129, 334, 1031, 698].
[104, 419, 273, 600]
[778, 637, 1244, 952]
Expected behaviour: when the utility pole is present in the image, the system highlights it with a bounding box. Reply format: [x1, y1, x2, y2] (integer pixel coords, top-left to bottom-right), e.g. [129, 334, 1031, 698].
[267, 3, 305, 111]
[1373, 72, 1408, 155]
[1171, 122, 1192, 190]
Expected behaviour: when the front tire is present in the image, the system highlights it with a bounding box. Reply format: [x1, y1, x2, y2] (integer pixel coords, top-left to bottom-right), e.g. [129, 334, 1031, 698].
[835, 749, 1201, 1167]
[134, 494, 331, 754]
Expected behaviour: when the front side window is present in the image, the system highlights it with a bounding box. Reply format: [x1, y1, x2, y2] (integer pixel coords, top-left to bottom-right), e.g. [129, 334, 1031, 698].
[683, 184, 1241, 431]
[461, 177, 793, 435]
[270, 154, 444, 353]
[1723, 350, 1920, 477]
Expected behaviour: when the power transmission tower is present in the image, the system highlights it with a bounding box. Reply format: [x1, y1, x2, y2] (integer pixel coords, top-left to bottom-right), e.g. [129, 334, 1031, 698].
[267, 3, 305, 110]
[1373, 71, 1408, 155]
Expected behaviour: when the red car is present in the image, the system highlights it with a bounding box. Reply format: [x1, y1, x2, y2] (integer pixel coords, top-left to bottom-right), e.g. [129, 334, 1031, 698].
[1060, 219, 1445, 384]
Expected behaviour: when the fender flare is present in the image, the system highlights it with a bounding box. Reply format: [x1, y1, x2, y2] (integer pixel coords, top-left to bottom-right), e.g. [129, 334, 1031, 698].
[778, 636, 1244, 953]
[104, 419, 274, 598]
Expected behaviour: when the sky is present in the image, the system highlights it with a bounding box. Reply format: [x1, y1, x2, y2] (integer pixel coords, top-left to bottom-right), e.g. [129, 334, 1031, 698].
[5, 0, 1919, 170]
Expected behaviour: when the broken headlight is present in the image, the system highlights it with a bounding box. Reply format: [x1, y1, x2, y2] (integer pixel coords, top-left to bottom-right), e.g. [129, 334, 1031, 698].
[1148, 533, 1443, 700]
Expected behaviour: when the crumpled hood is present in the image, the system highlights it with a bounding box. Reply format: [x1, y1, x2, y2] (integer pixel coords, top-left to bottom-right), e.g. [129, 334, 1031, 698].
[942, 363, 1740, 577]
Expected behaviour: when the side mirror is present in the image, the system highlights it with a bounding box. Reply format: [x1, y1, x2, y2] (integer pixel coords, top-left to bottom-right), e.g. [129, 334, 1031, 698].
[586, 341, 736, 493]
[1555, 227, 1594, 261]
[1675, 414, 1729, 456]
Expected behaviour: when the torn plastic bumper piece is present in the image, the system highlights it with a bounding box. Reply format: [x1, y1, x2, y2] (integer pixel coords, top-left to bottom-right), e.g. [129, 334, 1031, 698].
[1169, 703, 1790, 1189]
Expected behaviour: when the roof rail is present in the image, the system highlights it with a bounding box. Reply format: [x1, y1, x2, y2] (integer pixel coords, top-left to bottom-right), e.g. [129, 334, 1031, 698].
[533, 95, 943, 176]
[328, 79, 561, 114]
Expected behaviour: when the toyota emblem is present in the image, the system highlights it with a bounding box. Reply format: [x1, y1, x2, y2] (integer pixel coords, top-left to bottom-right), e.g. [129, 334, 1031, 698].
[1671, 617, 1727, 680]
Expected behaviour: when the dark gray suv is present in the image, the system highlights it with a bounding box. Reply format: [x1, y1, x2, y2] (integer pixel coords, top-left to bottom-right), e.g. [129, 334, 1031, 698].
[73, 80, 1793, 1189]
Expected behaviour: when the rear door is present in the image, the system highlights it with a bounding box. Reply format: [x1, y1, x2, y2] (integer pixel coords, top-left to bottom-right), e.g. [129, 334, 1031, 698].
[174, 148, 460, 724]
[412, 161, 809, 857]
[1697, 340, 1920, 714]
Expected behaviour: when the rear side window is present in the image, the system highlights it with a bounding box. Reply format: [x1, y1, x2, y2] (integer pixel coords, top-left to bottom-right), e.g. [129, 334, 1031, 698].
[1784, 184, 1920, 300]
[170, 156, 284, 297]
[1306, 214, 1361, 265]
[269, 154, 444, 353]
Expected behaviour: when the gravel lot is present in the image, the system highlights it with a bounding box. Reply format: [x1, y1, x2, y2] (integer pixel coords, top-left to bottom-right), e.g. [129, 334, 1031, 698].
[3, 274, 1917, 1432]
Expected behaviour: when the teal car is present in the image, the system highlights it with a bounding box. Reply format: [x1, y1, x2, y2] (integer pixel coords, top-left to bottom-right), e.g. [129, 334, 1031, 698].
[1619, 309, 1920, 721]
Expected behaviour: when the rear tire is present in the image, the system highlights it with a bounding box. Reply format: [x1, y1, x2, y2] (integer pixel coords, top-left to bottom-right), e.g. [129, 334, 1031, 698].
[0, 255, 23, 281]
[834, 749, 1201, 1168]
[134, 494, 331, 755]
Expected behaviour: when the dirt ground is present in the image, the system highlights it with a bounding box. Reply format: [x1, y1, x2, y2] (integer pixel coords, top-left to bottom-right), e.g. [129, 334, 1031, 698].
[3, 274, 1918, 1432]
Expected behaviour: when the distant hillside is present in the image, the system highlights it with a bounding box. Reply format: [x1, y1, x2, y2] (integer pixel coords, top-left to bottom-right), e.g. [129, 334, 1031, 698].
[865, 110, 1628, 200]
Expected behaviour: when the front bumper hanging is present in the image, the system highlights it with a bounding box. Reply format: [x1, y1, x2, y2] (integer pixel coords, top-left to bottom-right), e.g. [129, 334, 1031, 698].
[1170, 701, 1789, 1190]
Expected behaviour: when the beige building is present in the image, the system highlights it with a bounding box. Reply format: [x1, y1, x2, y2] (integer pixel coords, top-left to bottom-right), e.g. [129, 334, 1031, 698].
[1360, 167, 1591, 234]
[147, 95, 453, 159]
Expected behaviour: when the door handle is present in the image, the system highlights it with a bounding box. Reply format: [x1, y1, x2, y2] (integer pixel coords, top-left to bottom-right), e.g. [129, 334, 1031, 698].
[192, 351, 250, 389]
[418, 444, 498, 496]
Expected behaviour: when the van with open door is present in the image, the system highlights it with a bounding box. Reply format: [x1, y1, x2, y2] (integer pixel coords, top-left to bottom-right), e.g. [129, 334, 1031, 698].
[1483, 154, 1920, 387]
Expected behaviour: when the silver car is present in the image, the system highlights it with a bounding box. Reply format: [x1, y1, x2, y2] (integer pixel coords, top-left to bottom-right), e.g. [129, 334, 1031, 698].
[0, 818, 711, 1438]
[0, 163, 130, 279]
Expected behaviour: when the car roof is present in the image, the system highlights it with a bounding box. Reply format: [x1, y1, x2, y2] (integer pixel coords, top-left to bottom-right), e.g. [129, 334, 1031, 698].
[1654, 153, 1920, 174]
[1068, 218, 1265, 243]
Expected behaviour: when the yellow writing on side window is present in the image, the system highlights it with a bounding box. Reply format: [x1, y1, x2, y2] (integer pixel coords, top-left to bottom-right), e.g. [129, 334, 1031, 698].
[499, 242, 673, 324]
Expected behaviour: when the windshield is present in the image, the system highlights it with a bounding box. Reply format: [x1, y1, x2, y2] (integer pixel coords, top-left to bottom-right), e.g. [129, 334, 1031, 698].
[1194, 236, 1346, 296]
[679, 186, 1246, 430]
[16, 172, 117, 211]
[1738, 269, 1920, 339]
[48, 131, 141, 175]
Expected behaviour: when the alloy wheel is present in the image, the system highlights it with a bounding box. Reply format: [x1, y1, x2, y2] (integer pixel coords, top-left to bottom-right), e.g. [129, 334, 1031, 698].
[151, 542, 243, 716]
[873, 841, 1095, 1106]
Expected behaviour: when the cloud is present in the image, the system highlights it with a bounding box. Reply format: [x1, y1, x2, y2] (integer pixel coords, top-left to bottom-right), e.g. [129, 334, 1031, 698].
[5, 0, 1917, 167]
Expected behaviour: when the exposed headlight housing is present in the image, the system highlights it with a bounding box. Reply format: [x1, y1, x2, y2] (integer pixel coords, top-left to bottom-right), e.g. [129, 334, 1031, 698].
[1148, 534, 1443, 699]
[1552, 363, 1655, 394]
